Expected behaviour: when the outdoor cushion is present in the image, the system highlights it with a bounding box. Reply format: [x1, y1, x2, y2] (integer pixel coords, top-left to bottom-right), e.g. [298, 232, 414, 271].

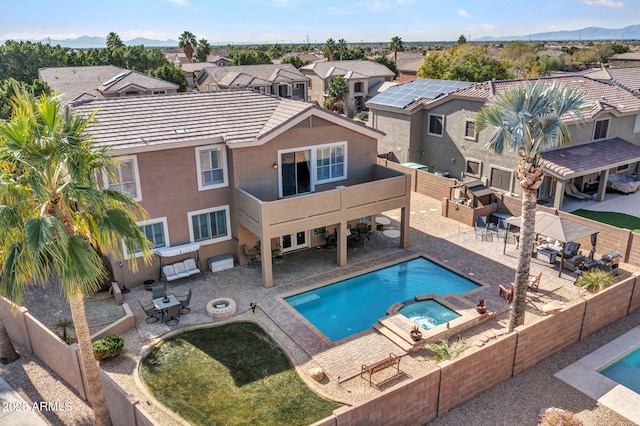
[183, 258, 201, 275]
[173, 261, 191, 278]
[162, 265, 180, 281]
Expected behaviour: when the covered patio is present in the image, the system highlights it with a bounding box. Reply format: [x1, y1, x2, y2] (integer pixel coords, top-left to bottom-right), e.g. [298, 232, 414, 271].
[540, 138, 640, 210]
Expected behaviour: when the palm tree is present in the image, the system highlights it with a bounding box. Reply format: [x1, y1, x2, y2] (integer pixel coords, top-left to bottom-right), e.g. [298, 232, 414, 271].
[389, 36, 404, 65]
[268, 43, 284, 60]
[196, 38, 212, 62]
[337, 38, 348, 61]
[0, 86, 152, 425]
[324, 38, 336, 61]
[476, 81, 590, 332]
[106, 32, 124, 49]
[179, 31, 197, 62]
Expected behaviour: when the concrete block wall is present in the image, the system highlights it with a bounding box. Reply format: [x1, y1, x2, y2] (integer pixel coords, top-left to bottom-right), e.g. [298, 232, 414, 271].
[628, 274, 640, 313]
[513, 301, 586, 375]
[0, 300, 30, 350]
[417, 172, 456, 201]
[438, 333, 517, 415]
[628, 232, 640, 266]
[581, 275, 636, 340]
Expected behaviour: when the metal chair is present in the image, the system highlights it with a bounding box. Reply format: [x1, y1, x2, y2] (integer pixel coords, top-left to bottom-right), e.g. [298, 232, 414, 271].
[165, 304, 180, 326]
[475, 216, 488, 241]
[152, 284, 166, 300]
[177, 288, 192, 314]
[496, 219, 508, 241]
[138, 301, 161, 324]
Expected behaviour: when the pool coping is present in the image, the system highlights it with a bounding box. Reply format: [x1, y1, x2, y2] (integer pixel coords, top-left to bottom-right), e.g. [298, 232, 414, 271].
[554, 325, 640, 424]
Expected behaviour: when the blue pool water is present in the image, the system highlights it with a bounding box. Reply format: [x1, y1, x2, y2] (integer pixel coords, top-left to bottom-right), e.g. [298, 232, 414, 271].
[399, 300, 461, 330]
[285, 257, 479, 341]
[600, 346, 640, 393]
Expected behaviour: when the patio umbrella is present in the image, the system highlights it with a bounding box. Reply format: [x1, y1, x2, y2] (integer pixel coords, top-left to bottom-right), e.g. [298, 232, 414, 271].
[505, 212, 600, 276]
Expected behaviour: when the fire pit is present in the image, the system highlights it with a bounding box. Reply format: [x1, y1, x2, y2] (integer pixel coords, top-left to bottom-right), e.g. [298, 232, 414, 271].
[206, 298, 237, 319]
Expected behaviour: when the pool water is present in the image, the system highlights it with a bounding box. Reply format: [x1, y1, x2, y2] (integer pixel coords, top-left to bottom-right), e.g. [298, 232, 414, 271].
[285, 257, 479, 341]
[399, 300, 461, 330]
[600, 346, 640, 393]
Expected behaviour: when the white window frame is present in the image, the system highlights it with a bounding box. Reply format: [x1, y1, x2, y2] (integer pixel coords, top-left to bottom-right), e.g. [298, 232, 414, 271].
[633, 114, 640, 133]
[315, 141, 347, 184]
[124, 217, 169, 259]
[427, 113, 444, 137]
[277, 141, 348, 198]
[103, 155, 142, 202]
[195, 144, 228, 191]
[593, 118, 610, 140]
[464, 120, 477, 141]
[187, 205, 231, 246]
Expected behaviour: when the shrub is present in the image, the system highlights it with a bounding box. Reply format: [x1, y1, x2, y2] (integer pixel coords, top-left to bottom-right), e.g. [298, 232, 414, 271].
[575, 269, 614, 293]
[538, 407, 582, 425]
[356, 111, 369, 121]
[92, 334, 124, 361]
[425, 338, 466, 361]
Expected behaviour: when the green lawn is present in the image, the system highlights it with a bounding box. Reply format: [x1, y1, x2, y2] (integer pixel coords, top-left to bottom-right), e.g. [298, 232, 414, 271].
[572, 209, 640, 233]
[139, 322, 342, 425]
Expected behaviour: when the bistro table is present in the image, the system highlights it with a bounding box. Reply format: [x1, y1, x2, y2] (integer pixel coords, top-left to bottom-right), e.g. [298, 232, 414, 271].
[153, 294, 180, 324]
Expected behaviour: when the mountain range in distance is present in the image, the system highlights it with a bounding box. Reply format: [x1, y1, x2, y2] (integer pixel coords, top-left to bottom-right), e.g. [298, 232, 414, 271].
[2, 25, 640, 48]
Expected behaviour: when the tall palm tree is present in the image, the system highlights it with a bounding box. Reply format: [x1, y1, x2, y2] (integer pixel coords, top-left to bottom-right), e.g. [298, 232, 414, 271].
[196, 38, 212, 62]
[324, 38, 336, 61]
[106, 32, 124, 49]
[389, 36, 404, 65]
[0, 87, 152, 425]
[179, 31, 197, 62]
[476, 81, 590, 332]
[337, 38, 348, 61]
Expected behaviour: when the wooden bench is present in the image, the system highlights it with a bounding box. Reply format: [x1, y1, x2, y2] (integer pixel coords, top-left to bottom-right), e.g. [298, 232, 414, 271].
[361, 352, 401, 386]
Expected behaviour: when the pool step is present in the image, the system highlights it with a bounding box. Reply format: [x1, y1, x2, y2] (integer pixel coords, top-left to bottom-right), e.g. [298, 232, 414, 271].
[376, 314, 424, 350]
[373, 323, 414, 351]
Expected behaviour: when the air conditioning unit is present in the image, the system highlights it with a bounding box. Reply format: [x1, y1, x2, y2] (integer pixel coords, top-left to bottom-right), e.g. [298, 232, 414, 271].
[454, 188, 462, 199]
[481, 176, 488, 185]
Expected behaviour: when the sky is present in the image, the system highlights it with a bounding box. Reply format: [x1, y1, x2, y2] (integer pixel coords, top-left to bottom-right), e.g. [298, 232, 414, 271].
[2, 0, 640, 44]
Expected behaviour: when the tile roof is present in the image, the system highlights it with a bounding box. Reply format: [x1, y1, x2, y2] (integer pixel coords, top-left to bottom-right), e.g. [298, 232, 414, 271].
[448, 75, 640, 119]
[71, 90, 379, 151]
[198, 64, 309, 87]
[540, 138, 640, 178]
[300, 60, 395, 80]
[584, 67, 640, 97]
[39, 65, 178, 105]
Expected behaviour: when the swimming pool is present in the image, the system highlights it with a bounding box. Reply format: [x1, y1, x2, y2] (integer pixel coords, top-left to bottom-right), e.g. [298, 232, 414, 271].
[399, 300, 461, 330]
[285, 257, 479, 341]
[600, 346, 640, 393]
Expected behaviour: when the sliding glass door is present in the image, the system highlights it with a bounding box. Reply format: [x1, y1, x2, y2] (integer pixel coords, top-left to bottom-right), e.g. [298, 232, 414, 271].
[280, 149, 311, 197]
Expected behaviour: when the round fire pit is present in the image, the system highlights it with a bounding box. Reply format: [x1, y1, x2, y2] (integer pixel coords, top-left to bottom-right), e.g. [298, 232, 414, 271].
[206, 298, 237, 319]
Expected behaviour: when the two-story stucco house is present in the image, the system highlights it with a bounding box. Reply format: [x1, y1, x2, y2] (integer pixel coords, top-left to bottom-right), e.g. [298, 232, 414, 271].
[72, 90, 411, 288]
[39, 65, 179, 105]
[368, 75, 640, 209]
[195, 64, 309, 101]
[300, 60, 395, 110]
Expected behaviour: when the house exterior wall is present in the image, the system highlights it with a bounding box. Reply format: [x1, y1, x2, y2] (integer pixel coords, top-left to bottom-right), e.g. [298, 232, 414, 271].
[305, 74, 328, 106]
[370, 108, 422, 163]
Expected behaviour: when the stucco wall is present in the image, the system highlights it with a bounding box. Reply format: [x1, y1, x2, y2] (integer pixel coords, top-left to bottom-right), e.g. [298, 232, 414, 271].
[580, 274, 636, 339]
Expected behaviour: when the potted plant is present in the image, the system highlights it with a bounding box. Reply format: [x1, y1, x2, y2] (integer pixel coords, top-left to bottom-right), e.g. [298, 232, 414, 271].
[476, 299, 487, 314]
[410, 324, 422, 341]
[575, 269, 615, 293]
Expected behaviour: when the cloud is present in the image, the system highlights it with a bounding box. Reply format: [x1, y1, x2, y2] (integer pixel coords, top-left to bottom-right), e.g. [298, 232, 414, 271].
[163, 0, 190, 6]
[458, 9, 472, 19]
[361, 0, 417, 11]
[581, 0, 624, 8]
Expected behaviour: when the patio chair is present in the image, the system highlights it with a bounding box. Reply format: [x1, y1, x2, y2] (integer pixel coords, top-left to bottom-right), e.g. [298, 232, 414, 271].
[527, 272, 542, 292]
[152, 284, 167, 300]
[357, 223, 371, 241]
[499, 283, 514, 303]
[563, 254, 585, 272]
[562, 242, 581, 259]
[565, 184, 589, 201]
[165, 304, 180, 326]
[324, 230, 337, 248]
[496, 219, 508, 241]
[177, 288, 192, 314]
[139, 300, 161, 324]
[475, 216, 488, 241]
[242, 244, 260, 267]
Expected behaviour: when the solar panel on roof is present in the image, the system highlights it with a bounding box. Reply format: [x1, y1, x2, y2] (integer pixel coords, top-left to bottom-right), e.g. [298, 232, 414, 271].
[368, 78, 472, 109]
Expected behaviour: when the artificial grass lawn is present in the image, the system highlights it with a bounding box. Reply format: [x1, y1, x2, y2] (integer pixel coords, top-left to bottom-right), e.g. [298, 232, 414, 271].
[139, 322, 342, 425]
[572, 209, 640, 234]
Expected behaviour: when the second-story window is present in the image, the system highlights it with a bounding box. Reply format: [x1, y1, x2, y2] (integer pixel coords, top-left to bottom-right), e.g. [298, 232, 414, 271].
[105, 155, 142, 201]
[354, 82, 363, 92]
[464, 121, 477, 141]
[196, 144, 228, 190]
[593, 118, 609, 140]
[428, 114, 444, 137]
[316, 144, 345, 182]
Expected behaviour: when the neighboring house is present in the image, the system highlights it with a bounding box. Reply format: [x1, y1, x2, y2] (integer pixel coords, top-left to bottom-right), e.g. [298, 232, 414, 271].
[206, 54, 232, 67]
[72, 90, 411, 288]
[385, 51, 424, 82]
[38, 65, 179, 105]
[582, 67, 640, 98]
[195, 64, 309, 101]
[608, 52, 640, 68]
[368, 75, 640, 209]
[366, 78, 473, 163]
[181, 62, 216, 88]
[299, 60, 395, 110]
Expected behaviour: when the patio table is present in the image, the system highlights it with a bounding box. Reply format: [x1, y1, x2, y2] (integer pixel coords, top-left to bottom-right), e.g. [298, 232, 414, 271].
[153, 294, 180, 323]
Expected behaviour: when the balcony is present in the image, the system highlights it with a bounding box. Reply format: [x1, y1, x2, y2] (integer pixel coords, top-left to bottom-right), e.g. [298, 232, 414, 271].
[236, 164, 411, 239]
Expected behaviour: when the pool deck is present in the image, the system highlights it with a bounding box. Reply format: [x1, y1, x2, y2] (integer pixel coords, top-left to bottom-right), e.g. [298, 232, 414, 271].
[130, 208, 590, 383]
[555, 325, 640, 424]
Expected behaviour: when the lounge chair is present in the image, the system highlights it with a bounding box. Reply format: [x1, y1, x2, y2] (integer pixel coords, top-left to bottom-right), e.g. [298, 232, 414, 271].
[139, 300, 161, 323]
[499, 283, 514, 303]
[528, 272, 542, 292]
[562, 241, 581, 259]
[563, 254, 585, 272]
[565, 183, 590, 201]
[242, 244, 260, 267]
[475, 216, 488, 241]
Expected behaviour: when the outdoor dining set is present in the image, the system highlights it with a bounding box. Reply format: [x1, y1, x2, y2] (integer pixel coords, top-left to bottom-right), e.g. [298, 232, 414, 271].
[139, 285, 192, 326]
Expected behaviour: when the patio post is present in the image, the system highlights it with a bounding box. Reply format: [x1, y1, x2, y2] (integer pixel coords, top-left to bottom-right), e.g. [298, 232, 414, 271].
[336, 222, 347, 267]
